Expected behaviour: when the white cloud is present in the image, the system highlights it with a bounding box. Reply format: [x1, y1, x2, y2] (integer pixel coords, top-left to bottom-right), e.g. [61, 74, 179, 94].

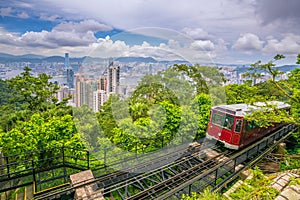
[233, 33, 264, 51]
[26, 0, 258, 38]
[39, 14, 60, 21]
[190, 40, 215, 51]
[48, 30, 97, 46]
[215, 39, 228, 53]
[167, 39, 180, 49]
[181, 28, 213, 40]
[0, 20, 114, 49]
[89, 36, 129, 58]
[0, 23, 222, 63]
[54, 19, 112, 33]
[17, 12, 29, 19]
[16, 2, 34, 8]
[262, 34, 300, 54]
[0, 7, 13, 17]
[0, 28, 22, 45]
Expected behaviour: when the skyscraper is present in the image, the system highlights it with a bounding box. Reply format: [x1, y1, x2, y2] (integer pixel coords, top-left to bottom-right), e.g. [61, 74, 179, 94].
[65, 53, 69, 71]
[67, 67, 74, 88]
[64, 53, 74, 88]
[107, 64, 120, 94]
[75, 74, 99, 109]
[93, 90, 107, 112]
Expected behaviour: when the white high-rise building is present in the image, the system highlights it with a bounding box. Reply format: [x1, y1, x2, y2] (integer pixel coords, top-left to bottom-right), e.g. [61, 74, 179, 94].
[93, 90, 107, 112]
[75, 74, 97, 108]
[107, 65, 120, 94]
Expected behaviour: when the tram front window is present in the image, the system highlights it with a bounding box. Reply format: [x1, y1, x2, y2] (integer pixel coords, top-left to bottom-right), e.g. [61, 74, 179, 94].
[212, 112, 234, 130]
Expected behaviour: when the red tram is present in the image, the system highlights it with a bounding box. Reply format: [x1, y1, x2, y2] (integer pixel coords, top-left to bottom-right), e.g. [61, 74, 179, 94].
[206, 101, 290, 150]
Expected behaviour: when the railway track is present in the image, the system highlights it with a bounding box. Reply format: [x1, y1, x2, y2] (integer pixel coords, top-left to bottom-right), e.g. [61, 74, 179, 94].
[34, 139, 216, 200]
[34, 124, 297, 200]
[117, 151, 232, 200]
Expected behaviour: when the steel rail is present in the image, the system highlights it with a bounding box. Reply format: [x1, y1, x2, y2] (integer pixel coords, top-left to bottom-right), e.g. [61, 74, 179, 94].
[126, 151, 232, 200]
[156, 124, 298, 200]
[33, 140, 214, 199]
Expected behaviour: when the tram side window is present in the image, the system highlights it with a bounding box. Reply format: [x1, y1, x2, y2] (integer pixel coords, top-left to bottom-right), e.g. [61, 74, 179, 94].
[235, 119, 242, 133]
[246, 121, 259, 131]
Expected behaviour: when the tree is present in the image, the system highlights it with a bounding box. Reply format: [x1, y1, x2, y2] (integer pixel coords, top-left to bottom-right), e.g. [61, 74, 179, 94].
[0, 79, 11, 106]
[0, 66, 85, 158]
[0, 111, 84, 156]
[96, 65, 223, 153]
[111, 100, 182, 152]
[173, 64, 225, 95]
[73, 105, 101, 151]
[0, 67, 62, 132]
[225, 84, 259, 104]
[97, 95, 119, 139]
[192, 93, 212, 139]
[7, 66, 59, 111]
[242, 54, 300, 126]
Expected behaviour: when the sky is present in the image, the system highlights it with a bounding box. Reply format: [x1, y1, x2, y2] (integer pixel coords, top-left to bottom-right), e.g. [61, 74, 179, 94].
[0, 0, 300, 64]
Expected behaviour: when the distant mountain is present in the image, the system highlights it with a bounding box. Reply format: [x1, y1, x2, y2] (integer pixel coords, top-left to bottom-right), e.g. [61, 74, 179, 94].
[17, 54, 45, 59]
[276, 65, 300, 73]
[80, 56, 105, 63]
[1, 53, 297, 71]
[0, 53, 17, 58]
[42, 56, 65, 62]
[0, 53, 189, 64]
[0, 53, 45, 63]
[115, 57, 157, 63]
[159, 60, 191, 65]
[0, 53, 109, 63]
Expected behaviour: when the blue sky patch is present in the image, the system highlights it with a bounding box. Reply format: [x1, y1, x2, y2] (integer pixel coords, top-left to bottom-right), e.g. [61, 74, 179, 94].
[0, 16, 57, 34]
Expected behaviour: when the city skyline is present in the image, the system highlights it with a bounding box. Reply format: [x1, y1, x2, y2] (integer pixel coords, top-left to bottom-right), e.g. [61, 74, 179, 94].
[1, 1, 300, 65]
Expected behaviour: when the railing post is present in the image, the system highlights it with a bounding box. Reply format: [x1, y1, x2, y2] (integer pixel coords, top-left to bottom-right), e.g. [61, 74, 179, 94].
[246, 148, 249, 160]
[62, 145, 65, 166]
[104, 148, 107, 168]
[233, 158, 237, 173]
[32, 160, 36, 192]
[214, 169, 218, 186]
[135, 142, 138, 157]
[0, 151, 3, 176]
[87, 151, 90, 169]
[5, 156, 10, 179]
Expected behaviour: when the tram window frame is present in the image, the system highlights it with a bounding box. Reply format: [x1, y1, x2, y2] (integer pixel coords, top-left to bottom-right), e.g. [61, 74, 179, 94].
[235, 119, 243, 133]
[212, 112, 223, 126]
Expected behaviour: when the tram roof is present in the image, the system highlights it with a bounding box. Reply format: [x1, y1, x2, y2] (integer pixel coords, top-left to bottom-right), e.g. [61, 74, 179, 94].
[212, 101, 290, 117]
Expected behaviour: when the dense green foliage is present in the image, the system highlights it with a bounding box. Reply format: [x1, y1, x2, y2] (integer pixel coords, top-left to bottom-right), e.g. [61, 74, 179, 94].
[183, 55, 300, 200]
[229, 167, 279, 200]
[0, 67, 83, 157]
[0, 79, 11, 106]
[182, 188, 225, 200]
[1, 55, 300, 200]
[240, 55, 300, 126]
[6, 66, 59, 111]
[96, 66, 215, 153]
[280, 155, 300, 171]
[173, 64, 226, 94]
[0, 112, 83, 156]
